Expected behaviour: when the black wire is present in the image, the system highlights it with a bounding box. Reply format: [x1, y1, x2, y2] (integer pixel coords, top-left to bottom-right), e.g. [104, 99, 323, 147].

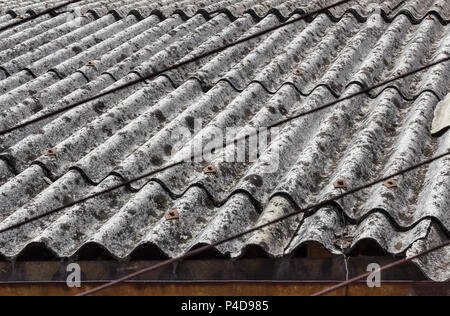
[0, 57, 449, 235]
[0, 0, 352, 136]
[76, 149, 450, 296]
[0, 0, 84, 33]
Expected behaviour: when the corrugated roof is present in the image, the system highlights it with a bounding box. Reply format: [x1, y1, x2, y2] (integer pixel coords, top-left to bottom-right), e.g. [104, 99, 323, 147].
[0, 0, 448, 282]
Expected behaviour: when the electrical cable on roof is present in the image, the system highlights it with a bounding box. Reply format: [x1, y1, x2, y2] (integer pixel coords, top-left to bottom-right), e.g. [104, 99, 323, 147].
[0, 0, 85, 33]
[0, 58, 448, 234]
[0, 0, 353, 136]
[74, 149, 450, 296]
[311, 239, 450, 296]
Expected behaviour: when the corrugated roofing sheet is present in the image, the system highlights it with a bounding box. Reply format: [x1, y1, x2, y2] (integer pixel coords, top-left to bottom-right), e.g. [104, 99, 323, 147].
[0, 0, 448, 282]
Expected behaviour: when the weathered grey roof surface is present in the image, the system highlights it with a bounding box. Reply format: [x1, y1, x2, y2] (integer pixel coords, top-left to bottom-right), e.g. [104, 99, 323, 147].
[0, 0, 448, 282]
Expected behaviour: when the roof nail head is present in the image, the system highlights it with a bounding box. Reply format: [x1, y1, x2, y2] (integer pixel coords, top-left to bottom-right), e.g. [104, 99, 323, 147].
[204, 165, 217, 174]
[334, 179, 347, 189]
[44, 148, 57, 157]
[165, 210, 180, 221]
[384, 179, 398, 188]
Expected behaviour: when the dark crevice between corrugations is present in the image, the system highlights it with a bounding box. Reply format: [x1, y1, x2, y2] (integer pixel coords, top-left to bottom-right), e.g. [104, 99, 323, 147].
[2, 7, 446, 96]
[3, 6, 449, 34]
[168, 8, 223, 22]
[357, 209, 450, 239]
[0, 156, 18, 176]
[347, 239, 396, 257]
[63, 165, 106, 186]
[127, 243, 170, 261]
[0, 67, 10, 78]
[328, 8, 449, 25]
[239, 244, 273, 259]
[103, 10, 123, 22]
[205, 9, 239, 23]
[73, 242, 118, 261]
[246, 8, 308, 24]
[127, 9, 159, 22]
[394, 9, 449, 25]
[285, 240, 444, 281]
[76, 70, 90, 83]
[131, 70, 179, 88]
[47, 69, 65, 80]
[152, 178, 264, 213]
[182, 243, 230, 260]
[51, 10, 74, 17]
[14, 242, 59, 261]
[24, 9, 37, 16]
[2, 238, 446, 281]
[432, 127, 450, 138]
[224, 7, 450, 25]
[20, 6, 68, 19]
[346, 81, 442, 101]
[110, 8, 215, 24]
[85, 9, 102, 20]
[5, 10, 18, 18]
[131, 6, 450, 26]
[28, 160, 448, 238]
[21, 68, 37, 79]
[102, 71, 119, 82]
[388, 0, 407, 15]
[219, 238, 444, 282]
[31, 160, 57, 183]
[155, 73, 180, 89]
[0, 179, 447, 264]
[72, 242, 172, 261]
[191, 76, 442, 102]
[290, 241, 337, 258]
[128, 70, 146, 82]
[271, 191, 450, 237]
[65, 165, 266, 212]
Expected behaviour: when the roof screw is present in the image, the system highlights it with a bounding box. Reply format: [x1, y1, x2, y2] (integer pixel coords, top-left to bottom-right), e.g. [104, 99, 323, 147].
[333, 179, 347, 189]
[165, 209, 180, 221]
[384, 179, 398, 188]
[204, 165, 217, 174]
[44, 148, 57, 157]
[86, 61, 96, 67]
[294, 70, 302, 76]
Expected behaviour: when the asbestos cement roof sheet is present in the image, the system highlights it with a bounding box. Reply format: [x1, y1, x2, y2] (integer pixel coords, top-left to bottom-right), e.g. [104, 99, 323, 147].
[0, 0, 448, 282]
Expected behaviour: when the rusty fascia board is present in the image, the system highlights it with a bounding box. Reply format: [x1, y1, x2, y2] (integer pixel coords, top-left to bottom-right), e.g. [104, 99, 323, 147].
[0, 257, 430, 283]
[0, 282, 448, 297]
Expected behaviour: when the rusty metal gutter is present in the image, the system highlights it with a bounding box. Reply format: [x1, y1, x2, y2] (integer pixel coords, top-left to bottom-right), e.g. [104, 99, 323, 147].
[0, 258, 447, 296]
[0, 281, 447, 296]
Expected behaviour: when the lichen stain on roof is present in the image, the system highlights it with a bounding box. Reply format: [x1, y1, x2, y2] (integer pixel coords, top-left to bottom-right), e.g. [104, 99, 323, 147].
[0, 0, 448, 282]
